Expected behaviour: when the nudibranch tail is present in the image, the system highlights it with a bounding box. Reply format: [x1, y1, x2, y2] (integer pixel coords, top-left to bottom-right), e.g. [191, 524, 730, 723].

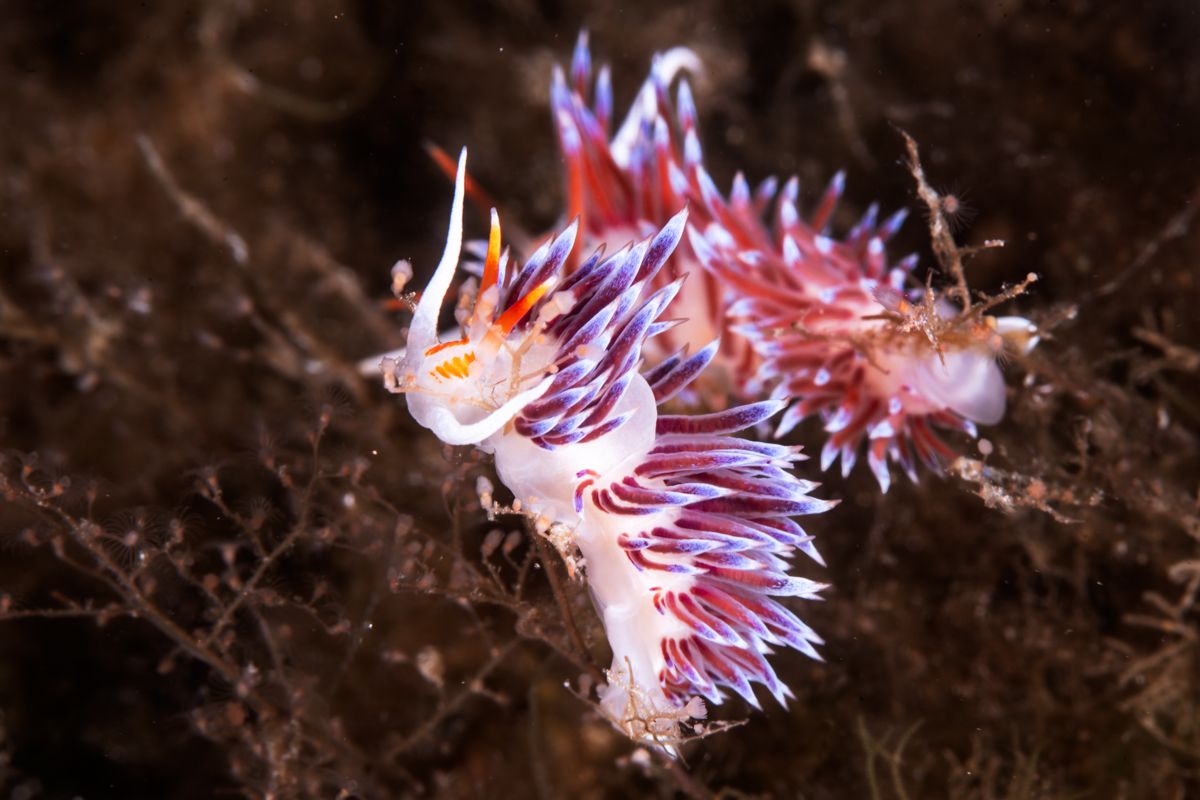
[582, 396, 834, 734]
[388, 163, 834, 749]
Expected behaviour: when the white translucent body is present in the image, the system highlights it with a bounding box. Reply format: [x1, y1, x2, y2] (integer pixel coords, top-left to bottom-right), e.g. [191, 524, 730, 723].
[867, 341, 1007, 425]
[609, 47, 703, 168]
[390, 151, 692, 731]
[831, 291, 1034, 426]
[490, 378, 692, 724]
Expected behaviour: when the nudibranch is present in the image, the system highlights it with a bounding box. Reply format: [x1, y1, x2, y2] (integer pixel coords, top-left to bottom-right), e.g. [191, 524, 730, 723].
[688, 217, 1039, 492]
[550, 32, 758, 394]
[551, 33, 1038, 490]
[384, 151, 834, 748]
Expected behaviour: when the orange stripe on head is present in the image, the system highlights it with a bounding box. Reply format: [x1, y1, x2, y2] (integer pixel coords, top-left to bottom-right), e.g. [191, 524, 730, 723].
[424, 337, 469, 357]
[450, 354, 474, 377]
[495, 280, 553, 335]
[427, 350, 477, 382]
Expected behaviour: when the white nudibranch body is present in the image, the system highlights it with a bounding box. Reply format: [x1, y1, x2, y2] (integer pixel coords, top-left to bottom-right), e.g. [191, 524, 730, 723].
[385, 151, 834, 749]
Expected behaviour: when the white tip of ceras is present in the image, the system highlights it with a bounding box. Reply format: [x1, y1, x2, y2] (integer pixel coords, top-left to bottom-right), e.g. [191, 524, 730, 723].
[995, 315, 1040, 355]
[609, 46, 701, 169]
[652, 46, 704, 87]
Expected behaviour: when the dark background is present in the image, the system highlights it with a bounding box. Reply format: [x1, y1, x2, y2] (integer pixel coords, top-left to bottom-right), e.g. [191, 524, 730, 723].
[2, 1, 1199, 797]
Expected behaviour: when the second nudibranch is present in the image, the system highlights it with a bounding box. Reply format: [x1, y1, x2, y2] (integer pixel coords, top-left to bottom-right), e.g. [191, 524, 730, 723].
[550, 33, 1039, 491]
[385, 151, 833, 749]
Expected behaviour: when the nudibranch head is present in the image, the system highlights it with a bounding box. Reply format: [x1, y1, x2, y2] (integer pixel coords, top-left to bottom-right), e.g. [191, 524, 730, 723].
[689, 210, 1039, 490]
[384, 148, 692, 454]
[878, 311, 1040, 428]
[382, 151, 572, 446]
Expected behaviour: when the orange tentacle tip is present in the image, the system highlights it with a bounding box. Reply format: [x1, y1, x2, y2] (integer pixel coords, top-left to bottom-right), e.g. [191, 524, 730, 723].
[496, 280, 554, 335]
[480, 208, 502, 298]
[424, 337, 470, 357]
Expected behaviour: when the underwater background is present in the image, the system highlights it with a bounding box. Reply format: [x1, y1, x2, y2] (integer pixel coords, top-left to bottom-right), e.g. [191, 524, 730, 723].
[1, 1, 1198, 797]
